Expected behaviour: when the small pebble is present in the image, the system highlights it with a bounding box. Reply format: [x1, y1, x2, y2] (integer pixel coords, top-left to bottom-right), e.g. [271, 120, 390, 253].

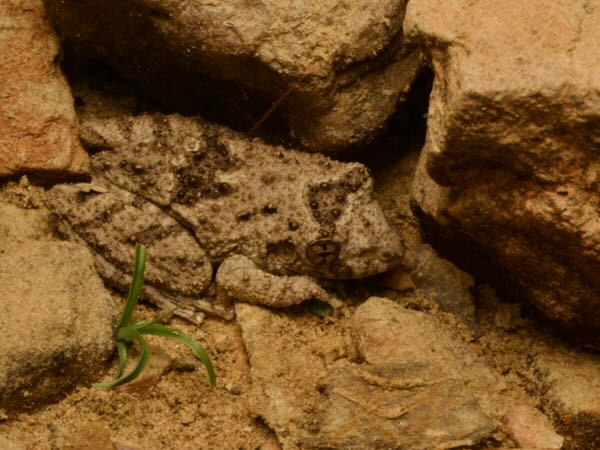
[213, 333, 231, 353]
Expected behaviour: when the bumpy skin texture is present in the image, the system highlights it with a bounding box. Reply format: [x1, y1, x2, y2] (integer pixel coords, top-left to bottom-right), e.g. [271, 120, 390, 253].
[46, 114, 402, 319]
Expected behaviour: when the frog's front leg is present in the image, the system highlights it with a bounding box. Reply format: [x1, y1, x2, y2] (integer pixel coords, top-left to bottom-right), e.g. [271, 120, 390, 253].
[215, 255, 344, 310]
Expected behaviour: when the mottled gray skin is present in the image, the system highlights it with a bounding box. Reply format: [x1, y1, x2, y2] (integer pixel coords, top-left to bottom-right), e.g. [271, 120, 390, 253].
[46, 114, 402, 321]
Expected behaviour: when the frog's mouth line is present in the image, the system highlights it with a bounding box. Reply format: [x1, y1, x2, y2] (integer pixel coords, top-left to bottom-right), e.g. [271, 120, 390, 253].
[306, 239, 341, 266]
[304, 238, 402, 279]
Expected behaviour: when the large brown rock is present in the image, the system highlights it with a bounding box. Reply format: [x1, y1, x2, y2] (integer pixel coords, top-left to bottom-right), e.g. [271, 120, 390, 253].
[0, 0, 88, 179]
[405, 0, 600, 347]
[0, 203, 115, 413]
[42, 0, 422, 153]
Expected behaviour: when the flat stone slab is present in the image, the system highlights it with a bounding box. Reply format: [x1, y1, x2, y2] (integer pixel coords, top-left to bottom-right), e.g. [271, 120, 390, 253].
[406, 0, 600, 347]
[303, 362, 495, 450]
[0, 0, 88, 179]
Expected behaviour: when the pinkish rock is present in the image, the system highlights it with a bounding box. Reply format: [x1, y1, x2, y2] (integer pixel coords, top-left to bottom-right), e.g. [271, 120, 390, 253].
[504, 404, 564, 449]
[406, 0, 600, 347]
[0, 0, 88, 179]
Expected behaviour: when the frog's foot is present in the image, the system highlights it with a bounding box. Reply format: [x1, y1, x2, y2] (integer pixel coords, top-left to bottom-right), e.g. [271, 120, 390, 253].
[215, 255, 344, 309]
[144, 285, 236, 323]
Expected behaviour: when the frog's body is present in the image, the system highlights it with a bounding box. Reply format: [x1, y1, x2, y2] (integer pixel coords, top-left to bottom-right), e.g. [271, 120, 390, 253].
[46, 114, 402, 322]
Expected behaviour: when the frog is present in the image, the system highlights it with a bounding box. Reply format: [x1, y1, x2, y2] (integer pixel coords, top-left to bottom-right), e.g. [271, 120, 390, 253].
[46, 113, 403, 323]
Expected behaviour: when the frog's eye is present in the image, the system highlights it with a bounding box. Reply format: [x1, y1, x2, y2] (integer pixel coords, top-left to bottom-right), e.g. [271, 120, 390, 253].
[306, 240, 340, 266]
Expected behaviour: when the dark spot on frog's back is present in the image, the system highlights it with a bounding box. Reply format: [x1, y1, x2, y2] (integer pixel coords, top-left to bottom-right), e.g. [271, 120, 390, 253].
[236, 211, 253, 221]
[133, 223, 177, 245]
[306, 166, 369, 229]
[262, 205, 277, 215]
[174, 133, 240, 205]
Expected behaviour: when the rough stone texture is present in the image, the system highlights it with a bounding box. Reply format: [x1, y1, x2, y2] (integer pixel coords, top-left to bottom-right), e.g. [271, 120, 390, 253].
[351, 297, 533, 426]
[0, 202, 53, 242]
[0, 0, 88, 178]
[409, 243, 477, 329]
[236, 302, 345, 450]
[63, 423, 115, 450]
[303, 362, 496, 450]
[405, 0, 600, 348]
[42, 0, 423, 153]
[236, 300, 501, 449]
[0, 435, 25, 450]
[0, 204, 115, 413]
[504, 405, 564, 449]
[532, 346, 600, 449]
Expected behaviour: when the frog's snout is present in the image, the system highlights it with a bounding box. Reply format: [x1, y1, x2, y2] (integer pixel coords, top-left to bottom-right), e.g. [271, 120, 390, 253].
[305, 235, 402, 279]
[306, 240, 340, 266]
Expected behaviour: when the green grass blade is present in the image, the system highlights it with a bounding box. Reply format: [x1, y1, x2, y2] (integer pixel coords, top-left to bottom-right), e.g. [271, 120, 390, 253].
[115, 341, 128, 379]
[93, 329, 151, 389]
[92, 340, 129, 388]
[138, 323, 216, 386]
[117, 243, 147, 329]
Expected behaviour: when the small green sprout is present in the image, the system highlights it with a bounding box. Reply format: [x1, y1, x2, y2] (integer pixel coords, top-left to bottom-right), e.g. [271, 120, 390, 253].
[94, 243, 216, 389]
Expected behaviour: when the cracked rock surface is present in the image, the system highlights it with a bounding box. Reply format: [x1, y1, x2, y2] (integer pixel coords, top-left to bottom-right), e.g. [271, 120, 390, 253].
[406, 0, 600, 348]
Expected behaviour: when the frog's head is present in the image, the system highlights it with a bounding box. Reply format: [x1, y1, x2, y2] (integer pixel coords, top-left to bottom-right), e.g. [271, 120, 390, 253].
[302, 165, 403, 279]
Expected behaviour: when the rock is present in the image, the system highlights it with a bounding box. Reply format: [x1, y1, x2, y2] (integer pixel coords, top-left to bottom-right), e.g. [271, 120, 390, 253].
[409, 244, 477, 329]
[0, 235, 115, 413]
[236, 299, 502, 449]
[213, 333, 232, 354]
[352, 297, 479, 369]
[0, 434, 25, 450]
[367, 144, 424, 254]
[504, 404, 564, 449]
[42, 0, 423, 153]
[406, 0, 600, 347]
[494, 303, 523, 332]
[532, 346, 600, 449]
[0, 202, 53, 243]
[63, 423, 114, 450]
[258, 437, 283, 450]
[235, 302, 343, 449]
[302, 362, 495, 450]
[351, 297, 529, 424]
[0, 0, 88, 179]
